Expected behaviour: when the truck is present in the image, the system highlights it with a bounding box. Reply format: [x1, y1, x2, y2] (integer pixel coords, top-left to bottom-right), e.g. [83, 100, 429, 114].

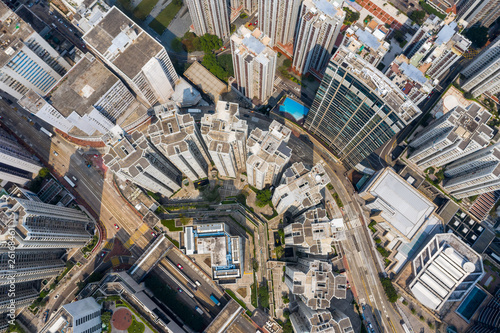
[195, 280, 201, 287]
[188, 109, 202, 113]
[194, 306, 203, 315]
[40, 127, 53, 137]
[209, 294, 220, 306]
[64, 175, 76, 188]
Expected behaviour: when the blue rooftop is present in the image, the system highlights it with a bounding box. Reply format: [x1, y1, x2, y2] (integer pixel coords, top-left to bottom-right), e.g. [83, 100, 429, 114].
[355, 29, 381, 50]
[242, 35, 266, 54]
[313, 0, 340, 17]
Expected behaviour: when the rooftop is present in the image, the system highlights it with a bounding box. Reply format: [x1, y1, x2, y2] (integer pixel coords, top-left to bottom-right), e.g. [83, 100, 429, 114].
[83, 6, 163, 79]
[360, 168, 438, 241]
[184, 62, 226, 102]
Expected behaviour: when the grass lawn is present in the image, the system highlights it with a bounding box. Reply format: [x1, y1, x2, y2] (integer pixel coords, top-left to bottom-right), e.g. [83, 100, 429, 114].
[161, 219, 182, 231]
[132, 0, 159, 21]
[149, 0, 182, 35]
[128, 317, 145, 333]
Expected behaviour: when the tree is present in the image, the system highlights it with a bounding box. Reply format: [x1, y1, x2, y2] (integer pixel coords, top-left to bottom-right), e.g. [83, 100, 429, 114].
[283, 58, 292, 69]
[38, 167, 50, 178]
[464, 26, 489, 48]
[252, 258, 259, 272]
[199, 34, 223, 52]
[282, 295, 290, 304]
[409, 10, 425, 25]
[258, 284, 270, 308]
[255, 189, 272, 207]
[171, 38, 184, 52]
[179, 214, 190, 225]
[380, 276, 398, 303]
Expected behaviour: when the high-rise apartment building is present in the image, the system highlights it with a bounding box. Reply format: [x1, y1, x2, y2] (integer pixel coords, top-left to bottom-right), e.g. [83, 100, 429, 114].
[230, 26, 277, 103]
[246, 120, 292, 190]
[0, 2, 72, 100]
[289, 299, 353, 333]
[410, 233, 483, 311]
[257, 0, 302, 47]
[461, 36, 500, 98]
[0, 249, 66, 285]
[0, 127, 42, 184]
[457, 0, 500, 28]
[185, 0, 230, 39]
[342, 25, 390, 68]
[443, 143, 500, 199]
[284, 207, 346, 255]
[272, 162, 330, 215]
[200, 101, 248, 178]
[40, 297, 102, 333]
[0, 281, 40, 316]
[305, 46, 421, 169]
[285, 258, 347, 310]
[19, 54, 148, 136]
[425, 22, 471, 81]
[83, 7, 179, 107]
[408, 104, 493, 169]
[103, 131, 182, 196]
[0, 196, 94, 249]
[292, 0, 345, 76]
[403, 15, 442, 59]
[148, 104, 209, 181]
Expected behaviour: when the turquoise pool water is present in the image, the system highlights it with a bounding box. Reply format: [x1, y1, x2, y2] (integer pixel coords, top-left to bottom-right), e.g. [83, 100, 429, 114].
[279, 98, 309, 121]
[456, 286, 487, 321]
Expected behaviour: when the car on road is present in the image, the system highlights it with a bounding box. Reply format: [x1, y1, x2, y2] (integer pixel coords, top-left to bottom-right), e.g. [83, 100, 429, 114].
[54, 294, 59, 299]
[243, 114, 250, 118]
[0, 116, 3, 119]
[94, 154, 99, 158]
[114, 224, 120, 230]
[53, 151, 59, 156]
[101, 252, 106, 257]
[177, 287, 183, 293]
[151, 232, 156, 237]
[177, 263, 183, 269]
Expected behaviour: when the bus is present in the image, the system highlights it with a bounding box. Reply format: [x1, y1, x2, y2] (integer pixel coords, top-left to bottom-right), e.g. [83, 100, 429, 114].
[40, 127, 53, 137]
[209, 294, 220, 306]
[64, 176, 76, 188]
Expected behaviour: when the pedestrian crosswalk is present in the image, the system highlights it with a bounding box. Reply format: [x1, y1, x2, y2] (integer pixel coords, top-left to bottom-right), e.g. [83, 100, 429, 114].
[103, 240, 113, 250]
[124, 223, 149, 249]
[274, 77, 282, 86]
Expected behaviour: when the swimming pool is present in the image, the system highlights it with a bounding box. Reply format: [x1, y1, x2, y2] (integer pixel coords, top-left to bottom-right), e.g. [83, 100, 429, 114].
[456, 286, 487, 322]
[279, 97, 309, 121]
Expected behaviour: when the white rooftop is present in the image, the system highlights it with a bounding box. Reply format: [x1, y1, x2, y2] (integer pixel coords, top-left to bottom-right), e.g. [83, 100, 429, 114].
[363, 168, 436, 240]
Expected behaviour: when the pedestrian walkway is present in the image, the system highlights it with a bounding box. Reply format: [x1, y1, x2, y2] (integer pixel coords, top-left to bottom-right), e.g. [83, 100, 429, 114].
[124, 223, 149, 249]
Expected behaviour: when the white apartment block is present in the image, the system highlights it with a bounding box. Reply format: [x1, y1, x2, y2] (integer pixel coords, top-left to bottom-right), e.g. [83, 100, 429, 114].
[257, 0, 302, 46]
[457, 0, 500, 28]
[0, 249, 65, 285]
[443, 143, 500, 199]
[423, 22, 471, 81]
[186, 0, 230, 39]
[148, 104, 209, 181]
[285, 258, 347, 310]
[403, 15, 442, 59]
[41, 297, 102, 333]
[103, 131, 182, 197]
[290, 299, 353, 333]
[272, 162, 330, 215]
[0, 127, 42, 184]
[230, 26, 277, 103]
[410, 233, 484, 311]
[19, 54, 146, 136]
[0, 196, 94, 249]
[246, 120, 292, 190]
[200, 101, 248, 178]
[292, 0, 345, 76]
[83, 7, 179, 107]
[385, 55, 436, 105]
[0, 2, 72, 100]
[409, 104, 493, 169]
[462, 36, 500, 98]
[284, 207, 346, 255]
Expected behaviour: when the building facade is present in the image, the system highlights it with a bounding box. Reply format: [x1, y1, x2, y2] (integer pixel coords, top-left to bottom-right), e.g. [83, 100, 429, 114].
[443, 143, 500, 199]
[0, 1, 72, 100]
[0, 196, 94, 249]
[83, 7, 179, 107]
[409, 104, 493, 169]
[103, 131, 182, 197]
[292, 0, 345, 76]
[186, 0, 231, 39]
[0, 127, 42, 184]
[457, 0, 500, 28]
[289, 299, 353, 333]
[148, 104, 209, 181]
[304, 46, 421, 169]
[230, 26, 277, 103]
[246, 120, 292, 190]
[272, 162, 330, 215]
[257, 0, 302, 46]
[200, 101, 248, 178]
[461, 36, 500, 98]
[40, 297, 102, 333]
